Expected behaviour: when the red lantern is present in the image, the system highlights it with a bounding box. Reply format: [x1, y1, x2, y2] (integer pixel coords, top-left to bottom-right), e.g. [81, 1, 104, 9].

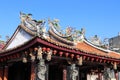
[76, 55, 80, 60]
[59, 52, 63, 56]
[53, 50, 57, 55]
[47, 48, 50, 52]
[91, 58, 94, 61]
[96, 58, 99, 62]
[65, 53, 69, 57]
[71, 54, 74, 59]
[34, 47, 38, 51]
[104, 59, 106, 63]
[83, 56, 86, 60]
[42, 47, 46, 52]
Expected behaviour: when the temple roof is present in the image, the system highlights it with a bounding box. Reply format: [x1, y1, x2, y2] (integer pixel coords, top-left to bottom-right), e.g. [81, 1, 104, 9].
[1, 12, 120, 61]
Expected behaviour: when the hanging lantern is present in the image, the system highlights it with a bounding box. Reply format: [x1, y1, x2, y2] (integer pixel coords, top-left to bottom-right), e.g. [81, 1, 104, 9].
[76, 55, 80, 60]
[83, 56, 86, 60]
[91, 58, 94, 61]
[104, 59, 106, 63]
[114, 62, 117, 70]
[71, 54, 74, 59]
[65, 53, 69, 57]
[47, 48, 50, 52]
[34, 47, 38, 51]
[53, 50, 57, 55]
[78, 56, 83, 65]
[42, 47, 46, 52]
[96, 58, 99, 62]
[59, 51, 63, 56]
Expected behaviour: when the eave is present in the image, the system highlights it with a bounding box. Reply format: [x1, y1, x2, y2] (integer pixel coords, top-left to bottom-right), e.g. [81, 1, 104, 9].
[0, 36, 120, 63]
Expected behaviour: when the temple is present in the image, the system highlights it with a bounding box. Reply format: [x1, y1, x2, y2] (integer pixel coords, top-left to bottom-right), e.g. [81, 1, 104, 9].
[0, 12, 120, 80]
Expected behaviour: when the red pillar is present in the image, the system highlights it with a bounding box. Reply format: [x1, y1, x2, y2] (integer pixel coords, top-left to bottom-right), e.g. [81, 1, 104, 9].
[63, 68, 67, 80]
[30, 62, 35, 80]
[0, 68, 3, 80]
[3, 66, 8, 80]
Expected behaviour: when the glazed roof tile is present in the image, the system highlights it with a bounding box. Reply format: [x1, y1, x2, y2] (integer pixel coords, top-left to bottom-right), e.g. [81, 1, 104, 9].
[75, 40, 120, 59]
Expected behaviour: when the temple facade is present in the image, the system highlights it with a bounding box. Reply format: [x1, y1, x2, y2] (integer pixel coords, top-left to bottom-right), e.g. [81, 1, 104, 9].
[0, 12, 120, 80]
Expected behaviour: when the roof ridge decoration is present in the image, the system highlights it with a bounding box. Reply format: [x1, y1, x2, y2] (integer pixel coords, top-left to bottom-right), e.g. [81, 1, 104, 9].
[84, 39, 111, 53]
[20, 12, 47, 38]
[20, 12, 86, 45]
[48, 19, 86, 44]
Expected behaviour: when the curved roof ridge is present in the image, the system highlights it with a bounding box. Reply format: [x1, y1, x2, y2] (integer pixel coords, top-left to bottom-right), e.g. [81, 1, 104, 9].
[83, 39, 110, 53]
[3, 25, 35, 50]
[110, 50, 120, 54]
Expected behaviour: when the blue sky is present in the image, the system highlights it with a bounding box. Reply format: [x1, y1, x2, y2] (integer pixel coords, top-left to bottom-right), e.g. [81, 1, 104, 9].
[0, 0, 120, 41]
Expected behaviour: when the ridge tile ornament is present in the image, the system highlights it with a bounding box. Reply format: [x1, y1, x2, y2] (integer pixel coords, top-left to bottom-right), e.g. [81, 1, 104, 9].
[20, 12, 86, 44]
[48, 18, 85, 43]
[20, 12, 46, 38]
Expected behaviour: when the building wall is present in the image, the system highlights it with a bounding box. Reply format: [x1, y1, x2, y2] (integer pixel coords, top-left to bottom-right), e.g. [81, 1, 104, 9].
[109, 36, 120, 51]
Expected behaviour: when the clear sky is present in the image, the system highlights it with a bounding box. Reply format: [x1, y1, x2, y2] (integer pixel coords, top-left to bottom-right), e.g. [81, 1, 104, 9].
[0, 0, 120, 41]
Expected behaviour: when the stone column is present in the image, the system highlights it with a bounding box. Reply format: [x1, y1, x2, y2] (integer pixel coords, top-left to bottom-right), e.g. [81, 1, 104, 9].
[3, 66, 8, 80]
[30, 62, 36, 80]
